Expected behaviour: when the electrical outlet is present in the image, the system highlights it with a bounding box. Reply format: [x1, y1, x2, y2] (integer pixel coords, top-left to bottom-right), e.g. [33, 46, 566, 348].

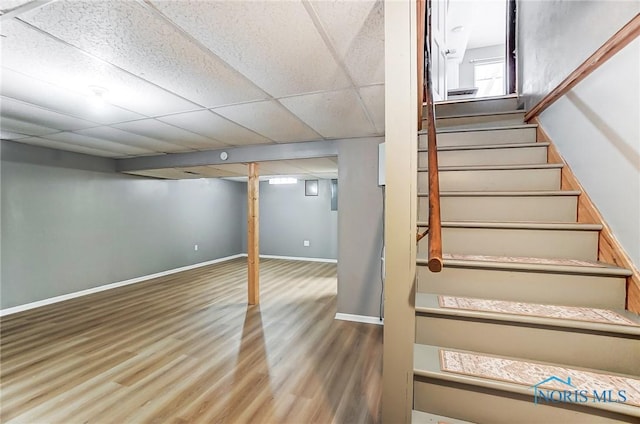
[303, 240, 310, 247]
[194, 244, 198, 251]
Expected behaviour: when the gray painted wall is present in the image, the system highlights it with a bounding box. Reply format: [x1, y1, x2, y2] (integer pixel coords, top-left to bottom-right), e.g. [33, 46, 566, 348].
[258, 179, 337, 259]
[537, 39, 640, 268]
[517, 0, 639, 109]
[337, 137, 384, 318]
[1, 140, 245, 309]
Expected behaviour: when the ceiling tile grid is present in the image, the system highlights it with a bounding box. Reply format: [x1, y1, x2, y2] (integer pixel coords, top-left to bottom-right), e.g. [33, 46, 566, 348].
[310, 0, 385, 87]
[213, 100, 322, 144]
[112, 119, 227, 151]
[149, 0, 352, 98]
[15, 136, 125, 158]
[1, 68, 145, 125]
[358, 84, 386, 132]
[157, 110, 272, 147]
[1, 96, 99, 131]
[1, 1, 385, 161]
[0, 19, 198, 117]
[20, 0, 267, 108]
[280, 89, 376, 139]
[75, 126, 193, 154]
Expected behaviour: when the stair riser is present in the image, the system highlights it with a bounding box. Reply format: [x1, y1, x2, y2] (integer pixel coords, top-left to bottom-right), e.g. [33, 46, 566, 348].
[434, 112, 525, 129]
[414, 379, 636, 423]
[417, 267, 626, 309]
[418, 195, 578, 222]
[416, 316, 640, 374]
[418, 168, 561, 192]
[421, 127, 537, 148]
[434, 97, 519, 117]
[418, 145, 547, 167]
[418, 227, 599, 261]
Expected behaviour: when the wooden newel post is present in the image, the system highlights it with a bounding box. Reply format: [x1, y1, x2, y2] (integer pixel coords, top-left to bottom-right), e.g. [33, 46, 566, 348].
[248, 162, 259, 305]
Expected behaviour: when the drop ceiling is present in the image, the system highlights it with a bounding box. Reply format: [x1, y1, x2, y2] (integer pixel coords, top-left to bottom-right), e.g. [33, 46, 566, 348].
[0, 0, 384, 162]
[126, 157, 339, 181]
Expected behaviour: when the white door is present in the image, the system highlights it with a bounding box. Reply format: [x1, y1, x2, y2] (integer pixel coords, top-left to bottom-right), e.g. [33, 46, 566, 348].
[431, 0, 447, 100]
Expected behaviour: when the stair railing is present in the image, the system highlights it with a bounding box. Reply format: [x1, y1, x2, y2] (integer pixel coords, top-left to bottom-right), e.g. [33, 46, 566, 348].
[420, 0, 443, 273]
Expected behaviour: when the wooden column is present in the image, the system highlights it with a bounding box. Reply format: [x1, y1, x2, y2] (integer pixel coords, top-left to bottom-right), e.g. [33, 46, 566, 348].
[247, 162, 259, 305]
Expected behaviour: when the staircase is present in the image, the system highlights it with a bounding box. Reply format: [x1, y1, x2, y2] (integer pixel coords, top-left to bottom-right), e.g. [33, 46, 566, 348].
[411, 96, 640, 423]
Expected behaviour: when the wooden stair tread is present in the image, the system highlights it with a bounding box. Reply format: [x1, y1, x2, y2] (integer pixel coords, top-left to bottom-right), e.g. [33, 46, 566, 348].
[418, 163, 563, 172]
[414, 344, 640, 417]
[415, 293, 640, 334]
[434, 109, 525, 120]
[418, 141, 549, 152]
[416, 254, 631, 277]
[416, 221, 602, 231]
[429, 123, 538, 135]
[412, 410, 476, 424]
[432, 93, 518, 106]
[418, 190, 581, 197]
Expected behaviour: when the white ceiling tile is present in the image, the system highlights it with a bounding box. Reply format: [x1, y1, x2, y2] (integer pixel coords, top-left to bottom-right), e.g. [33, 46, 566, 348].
[359, 85, 385, 132]
[0, 0, 33, 13]
[112, 119, 226, 151]
[125, 168, 200, 180]
[150, 0, 351, 97]
[180, 166, 244, 178]
[311, 0, 384, 86]
[280, 89, 376, 138]
[157, 110, 271, 146]
[214, 101, 321, 143]
[0, 20, 197, 116]
[15, 137, 122, 158]
[209, 163, 249, 175]
[283, 157, 339, 173]
[1, 96, 97, 131]
[1, 68, 145, 124]
[309, 172, 339, 179]
[259, 161, 306, 175]
[1, 129, 30, 140]
[0, 116, 60, 137]
[21, 0, 266, 107]
[44, 132, 155, 157]
[75, 126, 192, 154]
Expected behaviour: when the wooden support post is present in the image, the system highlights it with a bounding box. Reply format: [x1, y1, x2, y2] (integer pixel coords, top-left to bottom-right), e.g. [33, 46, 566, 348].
[247, 162, 259, 305]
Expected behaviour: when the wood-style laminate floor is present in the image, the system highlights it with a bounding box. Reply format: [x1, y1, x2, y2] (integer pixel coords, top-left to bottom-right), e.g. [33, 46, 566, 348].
[0, 258, 382, 423]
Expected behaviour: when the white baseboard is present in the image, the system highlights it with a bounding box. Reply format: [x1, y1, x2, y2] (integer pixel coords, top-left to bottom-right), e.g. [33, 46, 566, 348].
[335, 313, 384, 325]
[256, 254, 337, 263]
[0, 254, 245, 317]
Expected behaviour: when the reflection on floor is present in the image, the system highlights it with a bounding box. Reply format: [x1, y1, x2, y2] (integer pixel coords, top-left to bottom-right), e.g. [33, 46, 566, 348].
[0, 258, 382, 423]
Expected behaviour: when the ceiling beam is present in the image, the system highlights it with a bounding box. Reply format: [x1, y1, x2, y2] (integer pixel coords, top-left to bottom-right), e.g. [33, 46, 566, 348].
[115, 139, 340, 172]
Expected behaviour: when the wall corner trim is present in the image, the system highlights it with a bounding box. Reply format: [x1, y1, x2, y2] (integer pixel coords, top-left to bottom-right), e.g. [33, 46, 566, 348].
[335, 313, 384, 325]
[0, 254, 246, 317]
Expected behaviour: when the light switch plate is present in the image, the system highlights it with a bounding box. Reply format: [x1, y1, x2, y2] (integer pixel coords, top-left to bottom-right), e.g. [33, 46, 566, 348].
[303, 240, 310, 247]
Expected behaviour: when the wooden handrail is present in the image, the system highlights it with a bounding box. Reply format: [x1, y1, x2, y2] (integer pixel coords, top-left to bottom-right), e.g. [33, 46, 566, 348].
[417, 0, 426, 130]
[422, 0, 443, 272]
[525, 14, 640, 121]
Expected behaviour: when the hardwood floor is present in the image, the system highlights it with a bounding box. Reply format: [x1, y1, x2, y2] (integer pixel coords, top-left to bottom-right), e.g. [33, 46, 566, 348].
[0, 258, 382, 423]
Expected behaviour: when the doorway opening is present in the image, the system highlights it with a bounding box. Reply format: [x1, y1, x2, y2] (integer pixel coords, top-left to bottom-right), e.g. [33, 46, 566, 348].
[431, 0, 516, 101]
